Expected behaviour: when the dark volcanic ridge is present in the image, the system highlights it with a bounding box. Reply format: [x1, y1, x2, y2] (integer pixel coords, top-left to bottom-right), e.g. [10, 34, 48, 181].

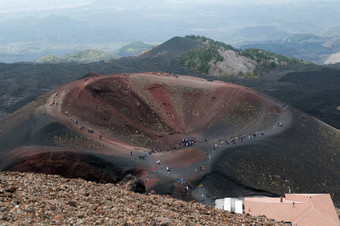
[139, 36, 203, 59]
[0, 72, 339, 206]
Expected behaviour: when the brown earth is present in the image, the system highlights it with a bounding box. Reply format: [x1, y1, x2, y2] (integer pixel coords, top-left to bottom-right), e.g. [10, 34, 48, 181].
[157, 148, 207, 168]
[0, 72, 339, 207]
[0, 171, 283, 225]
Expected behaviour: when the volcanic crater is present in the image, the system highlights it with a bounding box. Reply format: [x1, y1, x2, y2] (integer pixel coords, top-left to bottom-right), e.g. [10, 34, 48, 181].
[61, 73, 280, 149]
[1, 72, 339, 205]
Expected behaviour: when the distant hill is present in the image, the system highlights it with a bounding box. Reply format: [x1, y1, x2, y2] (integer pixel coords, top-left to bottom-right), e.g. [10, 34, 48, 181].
[323, 37, 340, 49]
[325, 52, 340, 64]
[36, 54, 64, 63]
[238, 33, 340, 64]
[139, 36, 203, 59]
[287, 33, 321, 43]
[36, 49, 119, 63]
[118, 42, 155, 57]
[180, 35, 303, 77]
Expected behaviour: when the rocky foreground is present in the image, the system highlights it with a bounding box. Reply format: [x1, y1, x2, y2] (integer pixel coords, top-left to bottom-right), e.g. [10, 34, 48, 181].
[0, 171, 282, 225]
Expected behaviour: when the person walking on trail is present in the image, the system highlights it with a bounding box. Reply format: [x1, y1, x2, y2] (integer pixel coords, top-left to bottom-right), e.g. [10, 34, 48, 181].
[130, 151, 132, 156]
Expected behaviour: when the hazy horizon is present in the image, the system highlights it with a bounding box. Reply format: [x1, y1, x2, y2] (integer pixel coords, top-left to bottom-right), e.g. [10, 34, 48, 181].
[1, 0, 340, 63]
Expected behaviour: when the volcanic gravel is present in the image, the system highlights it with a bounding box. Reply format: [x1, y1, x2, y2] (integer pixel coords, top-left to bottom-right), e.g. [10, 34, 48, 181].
[0, 171, 282, 225]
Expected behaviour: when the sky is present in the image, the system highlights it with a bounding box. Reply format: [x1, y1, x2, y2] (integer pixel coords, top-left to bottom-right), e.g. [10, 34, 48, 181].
[0, 0, 93, 13]
[0, 0, 335, 14]
[1, 0, 339, 37]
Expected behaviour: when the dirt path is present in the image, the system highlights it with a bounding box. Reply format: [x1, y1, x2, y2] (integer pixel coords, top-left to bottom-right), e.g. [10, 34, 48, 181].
[125, 91, 293, 206]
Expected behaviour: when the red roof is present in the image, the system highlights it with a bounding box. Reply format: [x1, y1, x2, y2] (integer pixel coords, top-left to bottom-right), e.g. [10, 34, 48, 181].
[244, 194, 339, 226]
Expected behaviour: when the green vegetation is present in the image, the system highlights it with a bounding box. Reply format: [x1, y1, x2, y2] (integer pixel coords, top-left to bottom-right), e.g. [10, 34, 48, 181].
[180, 45, 223, 73]
[182, 35, 303, 74]
[118, 41, 155, 57]
[51, 133, 102, 149]
[185, 35, 238, 52]
[36, 49, 119, 63]
[36, 54, 64, 63]
[288, 33, 320, 43]
[65, 49, 118, 62]
[182, 35, 241, 73]
[240, 48, 303, 68]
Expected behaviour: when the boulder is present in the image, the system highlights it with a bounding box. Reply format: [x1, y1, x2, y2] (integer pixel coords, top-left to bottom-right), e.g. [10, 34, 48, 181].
[119, 174, 146, 194]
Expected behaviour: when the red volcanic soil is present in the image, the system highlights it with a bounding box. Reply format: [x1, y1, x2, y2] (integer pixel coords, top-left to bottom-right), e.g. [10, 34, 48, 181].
[1, 72, 339, 206]
[1, 72, 296, 204]
[157, 148, 207, 168]
[40, 73, 285, 195]
[48, 73, 281, 152]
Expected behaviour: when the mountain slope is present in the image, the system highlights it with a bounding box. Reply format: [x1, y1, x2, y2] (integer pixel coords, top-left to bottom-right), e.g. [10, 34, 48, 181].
[0, 73, 339, 206]
[198, 109, 340, 204]
[225, 63, 340, 130]
[0, 171, 280, 225]
[239, 34, 340, 64]
[139, 36, 203, 59]
[180, 35, 304, 77]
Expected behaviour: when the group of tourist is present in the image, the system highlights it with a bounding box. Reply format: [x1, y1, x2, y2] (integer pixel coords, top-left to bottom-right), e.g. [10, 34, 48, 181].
[68, 117, 105, 140]
[181, 137, 195, 147]
[213, 131, 266, 149]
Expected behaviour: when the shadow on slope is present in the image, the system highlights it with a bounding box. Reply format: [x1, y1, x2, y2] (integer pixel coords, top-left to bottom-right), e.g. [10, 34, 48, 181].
[200, 109, 340, 205]
[0, 112, 81, 154]
[5, 151, 138, 184]
[227, 63, 340, 129]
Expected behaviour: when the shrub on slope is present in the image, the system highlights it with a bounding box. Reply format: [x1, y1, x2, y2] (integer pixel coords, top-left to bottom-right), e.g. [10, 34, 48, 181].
[182, 35, 303, 77]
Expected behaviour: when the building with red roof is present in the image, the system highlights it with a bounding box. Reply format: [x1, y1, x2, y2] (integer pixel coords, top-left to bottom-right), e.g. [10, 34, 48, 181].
[244, 193, 339, 226]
